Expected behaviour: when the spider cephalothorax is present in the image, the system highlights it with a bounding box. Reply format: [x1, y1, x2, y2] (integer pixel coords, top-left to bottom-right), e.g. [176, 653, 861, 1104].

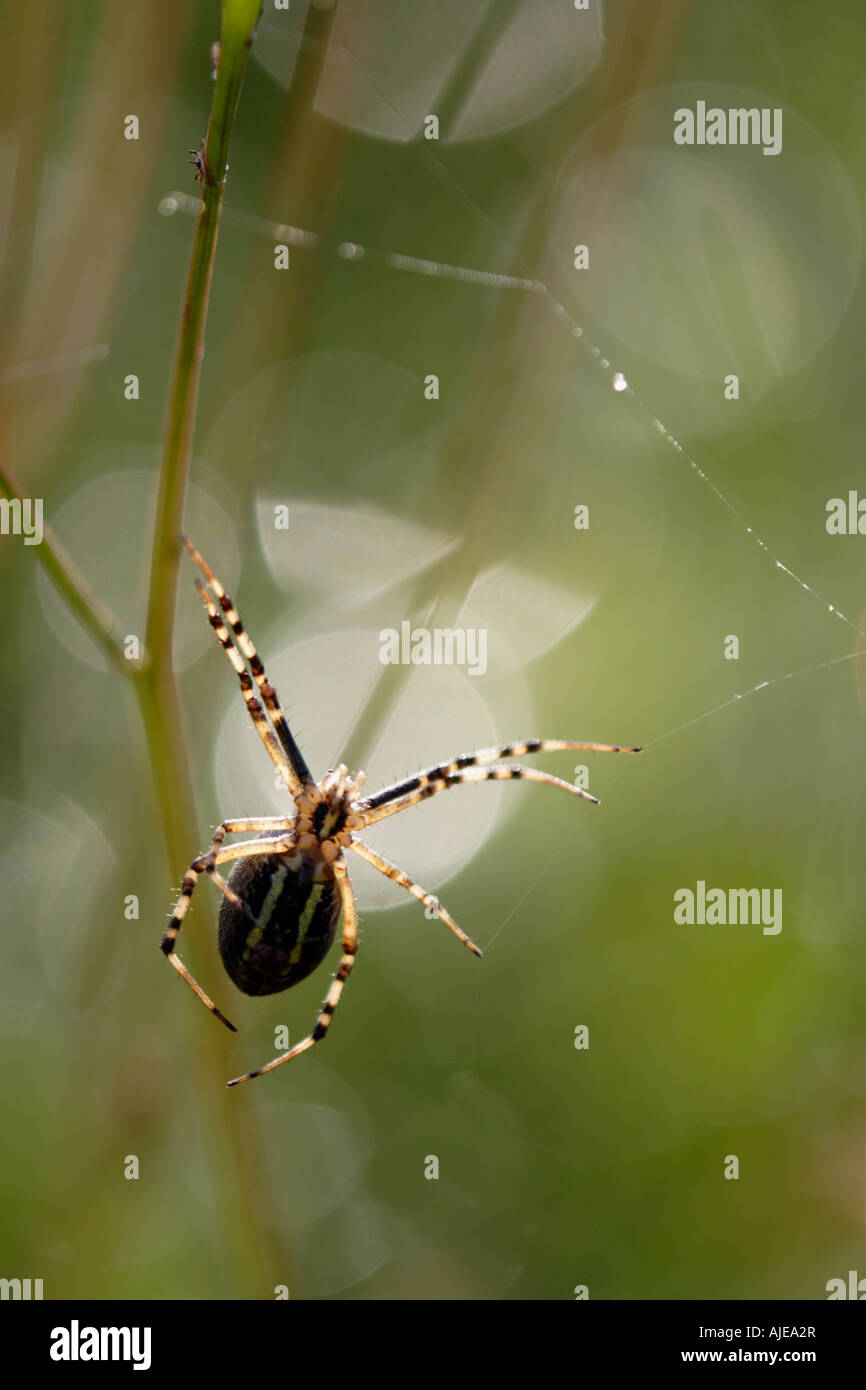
[294, 765, 367, 856]
[162, 537, 641, 1086]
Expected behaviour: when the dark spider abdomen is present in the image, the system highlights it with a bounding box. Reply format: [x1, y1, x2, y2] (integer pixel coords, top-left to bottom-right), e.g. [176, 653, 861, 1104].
[218, 847, 340, 997]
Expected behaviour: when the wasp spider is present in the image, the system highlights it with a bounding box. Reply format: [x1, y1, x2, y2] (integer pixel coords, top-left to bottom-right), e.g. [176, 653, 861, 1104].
[161, 537, 641, 1086]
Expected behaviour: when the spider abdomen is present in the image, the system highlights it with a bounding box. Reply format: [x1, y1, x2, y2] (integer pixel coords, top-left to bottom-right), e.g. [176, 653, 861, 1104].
[218, 847, 340, 997]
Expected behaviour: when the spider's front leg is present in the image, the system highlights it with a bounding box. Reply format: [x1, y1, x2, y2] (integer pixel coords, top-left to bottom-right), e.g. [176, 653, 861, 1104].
[358, 738, 642, 826]
[183, 535, 314, 794]
[225, 854, 359, 1087]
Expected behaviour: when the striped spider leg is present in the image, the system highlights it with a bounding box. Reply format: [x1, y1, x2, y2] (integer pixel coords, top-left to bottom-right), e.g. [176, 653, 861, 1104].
[161, 821, 298, 1031]
[180, 535, 313, 794]
[340, 739, 641, 959]
[161, 536, 316, 1031]
[355, 738, 642, 831]
[163, 537, 641, 1087]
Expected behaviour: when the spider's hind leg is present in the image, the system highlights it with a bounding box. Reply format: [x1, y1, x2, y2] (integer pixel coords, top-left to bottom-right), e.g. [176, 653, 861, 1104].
[226, 854, 359, 1087]
[161, 816, 296, 1032]
[161, 857, 237, 1033]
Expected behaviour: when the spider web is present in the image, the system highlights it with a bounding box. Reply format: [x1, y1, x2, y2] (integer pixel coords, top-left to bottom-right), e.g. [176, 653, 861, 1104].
[159, 181, 864, 899]
[156, 10, 865, 945]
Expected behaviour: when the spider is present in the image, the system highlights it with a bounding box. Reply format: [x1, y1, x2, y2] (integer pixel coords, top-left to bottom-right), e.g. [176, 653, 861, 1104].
[162, 537, 641, 1087]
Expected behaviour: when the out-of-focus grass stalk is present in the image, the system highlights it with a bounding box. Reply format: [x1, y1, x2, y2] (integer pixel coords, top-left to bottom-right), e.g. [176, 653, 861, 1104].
[142, 0, 262, 857]
[134, 0, 290, 1299]
[5, 1, 291, 1296]
[0, 458, 127, 673]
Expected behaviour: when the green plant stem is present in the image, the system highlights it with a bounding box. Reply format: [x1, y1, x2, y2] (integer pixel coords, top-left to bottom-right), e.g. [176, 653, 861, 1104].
[144, 0, 260, 677]
[0, 456, 128, 672]
[140, 1, 260, 855]
[132, 1, 291, 1299]
[4, 4, 300, 1297]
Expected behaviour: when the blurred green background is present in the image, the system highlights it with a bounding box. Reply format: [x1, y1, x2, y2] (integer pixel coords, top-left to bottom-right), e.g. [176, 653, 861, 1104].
[1, 0, 865, 1299]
